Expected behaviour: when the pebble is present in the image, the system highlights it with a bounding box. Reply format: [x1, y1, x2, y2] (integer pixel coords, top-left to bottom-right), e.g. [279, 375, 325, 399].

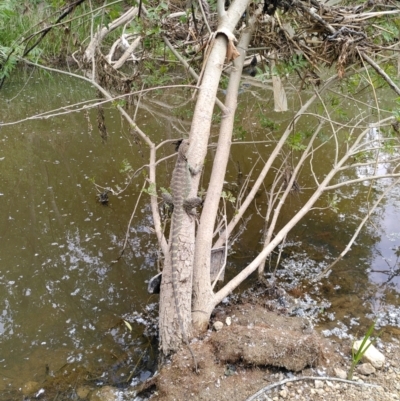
[334, 367, 347, 379]
[76, 386, 91, 399]
[314, 380, 323, 389]
[21, 381, 40, 396]
[353, 340, 385, 368]
[357, 363, 376, 375]
[213, 321, 224, 331]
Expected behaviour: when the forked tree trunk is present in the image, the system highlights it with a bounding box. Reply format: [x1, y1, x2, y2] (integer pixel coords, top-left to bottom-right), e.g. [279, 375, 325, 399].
[158, 0, 250, 354]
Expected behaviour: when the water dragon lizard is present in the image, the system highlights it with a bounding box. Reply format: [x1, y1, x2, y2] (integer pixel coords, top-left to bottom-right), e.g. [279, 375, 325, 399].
[162, 139, 202, 372]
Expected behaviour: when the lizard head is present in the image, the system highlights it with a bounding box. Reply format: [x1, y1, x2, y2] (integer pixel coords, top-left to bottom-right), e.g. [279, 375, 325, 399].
[177, 139, 190, 158]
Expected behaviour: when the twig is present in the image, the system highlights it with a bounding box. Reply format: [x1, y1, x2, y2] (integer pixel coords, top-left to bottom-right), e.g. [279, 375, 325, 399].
[244, 376, 382, 401]
[359, 51, 400, 96]
[197, 0, 211, 35]
[114, 178, 147, 261]
[211, 199, 228, 290]
[23, 0, 88, 57]
[162, 36, 228, 114]
[315, 177, 400, 280]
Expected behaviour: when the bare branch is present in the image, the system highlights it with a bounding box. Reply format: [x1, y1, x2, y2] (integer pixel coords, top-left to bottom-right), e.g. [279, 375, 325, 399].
[315, 177, 400, 280]
[84, 7, 139, 62]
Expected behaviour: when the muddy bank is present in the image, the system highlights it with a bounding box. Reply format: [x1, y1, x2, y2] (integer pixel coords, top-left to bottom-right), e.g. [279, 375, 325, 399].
[145, 303, 399, 401]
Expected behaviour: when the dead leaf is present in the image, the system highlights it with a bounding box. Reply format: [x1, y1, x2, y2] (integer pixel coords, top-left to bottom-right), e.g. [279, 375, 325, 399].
[216, 28, 240, 62]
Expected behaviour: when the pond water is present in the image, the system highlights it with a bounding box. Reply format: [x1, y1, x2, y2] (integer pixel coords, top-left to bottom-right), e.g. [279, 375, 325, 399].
[0, 70, 399, 399]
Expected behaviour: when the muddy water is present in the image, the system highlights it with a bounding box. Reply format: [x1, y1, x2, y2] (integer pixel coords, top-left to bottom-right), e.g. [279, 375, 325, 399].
[0, 70, 399, 398]
[0, 72, 165, 398]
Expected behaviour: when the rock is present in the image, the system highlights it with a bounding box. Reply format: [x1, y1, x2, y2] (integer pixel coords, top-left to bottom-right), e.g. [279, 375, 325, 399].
[279, 388, 288, 398]
[225, 317, 232, 326]
[76, 386, 92, 399]
[90, 386, 118, 401]
[334, 367, 347, 379]
[213, 321, 224, 331]
[21, 381, 40, 396]
[314, 380, 324, 389]
[147, 272, 162, 294]
[353, 339, 385, 368]
[357, 363, 376, 375]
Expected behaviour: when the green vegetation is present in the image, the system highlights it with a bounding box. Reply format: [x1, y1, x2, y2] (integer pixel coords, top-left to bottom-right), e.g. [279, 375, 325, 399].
[348, 320, 379, 380]
[259, 113, 279, 131]
[0, 0, 127, 82]
[286, 131, 307, 151]
[275, 54, 308, 77]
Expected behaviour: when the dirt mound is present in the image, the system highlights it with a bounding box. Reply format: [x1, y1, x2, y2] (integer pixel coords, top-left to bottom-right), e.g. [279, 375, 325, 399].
[211, 325, 323, 371]
[150, 304, 338, 401]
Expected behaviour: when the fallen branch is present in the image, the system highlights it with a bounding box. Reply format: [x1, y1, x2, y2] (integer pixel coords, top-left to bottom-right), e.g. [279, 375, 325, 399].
[84, 7, 138, 62]
[244, 376, 382, 401]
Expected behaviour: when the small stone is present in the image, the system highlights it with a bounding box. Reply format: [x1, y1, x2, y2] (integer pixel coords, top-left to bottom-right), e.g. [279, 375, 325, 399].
[314, 380, 324, 389]
[316, 388, 325, 395]
[334, 367, 347, 379]
[76, 386, 91, 399]
[225, 317, 232, 326]
[21, 381, 40, 396]
[89, 386, 117, 401]
[213, 321, 224, 331]
[279, 388, 288, 398]
[353, 339, 385, 368]
[357, 363, 376, 376]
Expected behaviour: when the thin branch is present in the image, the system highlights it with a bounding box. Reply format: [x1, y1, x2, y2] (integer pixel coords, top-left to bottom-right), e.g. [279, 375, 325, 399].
[244, 376, 381, 401]
[197, 0, 212, 35]
[211, 199, 228, 290]
[1, 84, 199, 127]
[20, 59, 170, 255]
[359, 51, 400, 96]
[213, 116, 394, 305]
[324, 173, 400, 190]
[114, 179, 147, 261]
[213, 82, 332, 249]
[162, 36, 228, 114]
[315, 176, 400, 280]
[23, 0, 88, 57]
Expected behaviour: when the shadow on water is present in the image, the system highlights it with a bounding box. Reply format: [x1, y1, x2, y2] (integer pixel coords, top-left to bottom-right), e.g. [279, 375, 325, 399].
[0, 70, 400, 399]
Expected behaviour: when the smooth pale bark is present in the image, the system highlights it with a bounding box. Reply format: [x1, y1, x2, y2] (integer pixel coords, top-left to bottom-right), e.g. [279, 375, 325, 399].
[84, 7, 138, 62]
[192, 16, 261, 330]
[159, 0, 250, 352]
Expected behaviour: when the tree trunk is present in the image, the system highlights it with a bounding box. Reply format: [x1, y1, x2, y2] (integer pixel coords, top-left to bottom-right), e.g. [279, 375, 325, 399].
[159, 212, 196, 354]
[158, 0, 250, 353]
[192, 8, 262, 332]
